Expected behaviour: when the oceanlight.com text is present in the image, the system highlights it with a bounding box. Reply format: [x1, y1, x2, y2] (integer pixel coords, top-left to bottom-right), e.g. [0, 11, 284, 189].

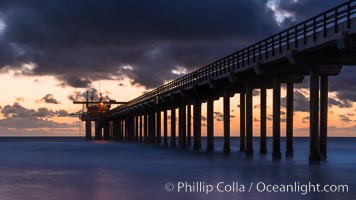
[164, 181, 349, 195]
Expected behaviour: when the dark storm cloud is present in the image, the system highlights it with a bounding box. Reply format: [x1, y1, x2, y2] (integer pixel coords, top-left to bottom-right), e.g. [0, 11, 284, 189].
[329, 67, 356, 103]
[0, 0, 279, 88]
[40, 94, 60, 104]
[274, 0, 345, 27]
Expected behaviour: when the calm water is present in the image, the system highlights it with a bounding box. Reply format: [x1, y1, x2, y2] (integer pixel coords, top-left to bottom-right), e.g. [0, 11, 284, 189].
[0, 137, 354, 200]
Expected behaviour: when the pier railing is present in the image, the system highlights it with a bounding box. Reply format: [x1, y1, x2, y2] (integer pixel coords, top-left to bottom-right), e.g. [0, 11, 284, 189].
[112, 0, 356, 112]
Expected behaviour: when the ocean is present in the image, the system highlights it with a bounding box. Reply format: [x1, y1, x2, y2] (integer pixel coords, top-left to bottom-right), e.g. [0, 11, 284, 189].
[0, 137, 354, 200]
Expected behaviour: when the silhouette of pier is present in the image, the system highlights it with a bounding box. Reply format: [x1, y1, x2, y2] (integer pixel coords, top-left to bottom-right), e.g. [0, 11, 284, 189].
[76, 1, 356, 162]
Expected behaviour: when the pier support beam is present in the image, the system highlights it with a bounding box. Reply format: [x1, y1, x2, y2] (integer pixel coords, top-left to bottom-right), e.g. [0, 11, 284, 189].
[179, 104, 187, 149]
[246, 86, 253, 156]
[170, 107, 176, 147]
[122, 120, 125, 141]
[193, 99, 202, 150]
[139, 115, 143, 143]
[207, 97, 214, 152]
[272, 78, 282, 160]
[144, 114, 148, 144]
[156, 110, 161, 145]
[135, 116, 139, 143]
[187, 105, 192, 147]
[320, 75, 328, 161]
[163, 110, 168, 145]
[178, 107, 182, 147]
[223, 90, 231, 155]
[113, 119, 119, 141]
[118, 119, 122, 141]
[125, 118, 129, 141]
[103, 121, 110, 140]
[260, 88, 267, 154]
[310, 66, 321, 162]
[85, 121, 91, 140]
[240, 91, 246, 152]
[95, 120, 102, 140]
[286, 83, 294, 157]
[149, 110, 156, 143]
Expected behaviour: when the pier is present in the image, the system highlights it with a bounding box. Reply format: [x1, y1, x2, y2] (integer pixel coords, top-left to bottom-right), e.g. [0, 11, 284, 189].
[75, 1, 356, 162]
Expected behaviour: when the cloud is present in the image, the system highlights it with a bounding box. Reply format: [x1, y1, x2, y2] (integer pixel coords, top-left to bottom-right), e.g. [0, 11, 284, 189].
[0, 117, 75, 129]
[339, 115, 354, 124]
[0, 0, 279, 89]
[270, 0, 345, 27]
[0, 102, 75, 130]
[16, 97, 24, 102]
[253, 90, 260, 96]
[329, 67, 356, 102]
[254, 104, 261, 109]
[39, 94, 60, 104]
[302, 116, 310, 124]
[213, 111, 235, 122]
[328, 97, 352, 108]
[68, 88, 110, 102]
[1, 102, 72, 118]
[281, 89, 309, 112]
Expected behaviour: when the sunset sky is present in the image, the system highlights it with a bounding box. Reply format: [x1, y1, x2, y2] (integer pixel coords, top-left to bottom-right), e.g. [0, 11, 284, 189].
[0, 0, 355, 137]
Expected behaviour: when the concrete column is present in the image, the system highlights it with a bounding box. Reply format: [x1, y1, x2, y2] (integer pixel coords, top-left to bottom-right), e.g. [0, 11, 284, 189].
[123, 119, 126, 141]
[286, 83, 294, 157]
[193, 99, 202, 150]
[246, 86, 253, 156]
[149, 110, 156, 143]
[260, 88, 267, 154]
[127, 117, 131, 141]
[170, 107, 176, 147]
[139, 115, 143, 143]
[125, 118, 129, 141]
[240, 91, 246, 152]
[121, 120, 125, 141]
[320, 75, 328, 161]
[95, 120, 102, 140]
[272, 78, 281, 160]
[163, 110, 168, 145]
[144, 114, 148, 144]
[156, 110, 161, 145]
[148, 112, 152, 143]
[113, 119, 118, 141]
[310, 66, 320, 162]
[85, 121, 91, 140]
[187, 105, 192, 147]
[207, 97, 214, 152]
[178, 107, 182, 147]
[148, 110, 156, 143]
[118, 119, 122, 141]
[180, 104, 187, 149]
[135, 116, 139, 143]
[223, 90, 231, 155]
